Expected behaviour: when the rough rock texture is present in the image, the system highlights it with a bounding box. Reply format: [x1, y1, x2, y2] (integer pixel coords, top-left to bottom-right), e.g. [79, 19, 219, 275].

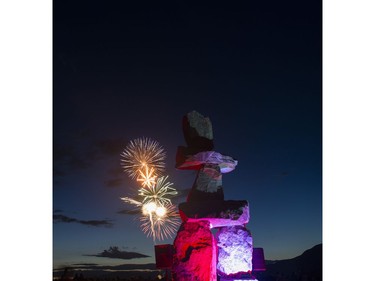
[187, 164, 224, 201]
[183, 110, 213, 140]
[179, 200, 249, 228]
[180, 111, 214, 155]
[194, 164, 222, 193]
[216, 225, 253, 278]
[173, 221, 217, 281]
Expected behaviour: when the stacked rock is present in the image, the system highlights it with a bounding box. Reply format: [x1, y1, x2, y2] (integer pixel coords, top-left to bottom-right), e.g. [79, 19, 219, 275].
[172, 111, 257, 281]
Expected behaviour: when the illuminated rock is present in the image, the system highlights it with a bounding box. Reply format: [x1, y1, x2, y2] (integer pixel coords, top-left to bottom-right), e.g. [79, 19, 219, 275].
[176, 111, 238, 172]
[182, 110, 213, 143]
[176, 150, 238, 173]
[194, 163, 222, 193]
[216, 225, 253, 278]
[173, 221, 217, 281]
[179, 200, 249, 228]
[172, 110, 262, 281]
[175, 110, 214, 157]
[187, 163, 224, 201]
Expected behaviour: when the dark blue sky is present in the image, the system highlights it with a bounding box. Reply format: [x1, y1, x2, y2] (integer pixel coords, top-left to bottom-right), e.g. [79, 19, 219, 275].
[53, 0, 322, 269]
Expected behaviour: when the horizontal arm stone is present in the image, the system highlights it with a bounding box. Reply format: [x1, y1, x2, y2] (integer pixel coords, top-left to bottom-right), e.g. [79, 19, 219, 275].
[179, 200, 250, 228]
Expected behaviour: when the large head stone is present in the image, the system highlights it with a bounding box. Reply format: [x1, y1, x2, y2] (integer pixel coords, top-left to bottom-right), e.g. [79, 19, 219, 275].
[182, 110, 214, 153]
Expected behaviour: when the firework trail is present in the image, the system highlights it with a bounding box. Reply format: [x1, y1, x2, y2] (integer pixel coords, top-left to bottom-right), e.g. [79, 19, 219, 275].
[120, 197, 142, 207]
[121, 137, 166, 180]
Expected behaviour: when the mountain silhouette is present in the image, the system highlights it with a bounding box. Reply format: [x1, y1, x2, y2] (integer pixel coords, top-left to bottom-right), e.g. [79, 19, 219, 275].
[255, 244, 322, 281]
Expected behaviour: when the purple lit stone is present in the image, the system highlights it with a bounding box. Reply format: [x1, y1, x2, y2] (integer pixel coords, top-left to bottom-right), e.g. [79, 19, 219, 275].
[176, 151, 238, 173]
[216, 225, 253, 278]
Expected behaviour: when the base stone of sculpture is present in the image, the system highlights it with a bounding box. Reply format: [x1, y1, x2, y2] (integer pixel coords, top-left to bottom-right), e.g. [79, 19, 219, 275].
[216, 225, 253, 278]
[173, 221, 217, 281]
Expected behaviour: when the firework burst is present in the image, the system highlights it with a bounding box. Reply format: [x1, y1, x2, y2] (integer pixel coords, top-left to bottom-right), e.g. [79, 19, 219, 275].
[140, 203, 180, 241]
[120, 137, 180, 242]
[121, 196, 180, 242]
[121, 176, 180, 242]
[121, 137, 166, 179]
[139, 176, 178, 206]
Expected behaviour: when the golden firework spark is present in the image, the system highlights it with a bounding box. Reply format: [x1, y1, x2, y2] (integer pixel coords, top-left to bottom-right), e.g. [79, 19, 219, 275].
[121, 137, 166, 179]
[136, 165, 157, 188]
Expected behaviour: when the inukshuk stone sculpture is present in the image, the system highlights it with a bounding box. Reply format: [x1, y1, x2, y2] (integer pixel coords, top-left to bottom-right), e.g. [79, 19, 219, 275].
[172, 111, 257, 281]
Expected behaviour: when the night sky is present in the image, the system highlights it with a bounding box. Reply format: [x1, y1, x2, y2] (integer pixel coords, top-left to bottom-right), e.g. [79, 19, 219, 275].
[53, 0, 322, 272]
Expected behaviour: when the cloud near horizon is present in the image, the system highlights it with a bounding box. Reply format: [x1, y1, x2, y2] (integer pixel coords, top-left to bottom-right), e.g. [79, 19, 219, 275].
[85, 246, 150, 260]
[117, 208, 141, 215]
[53, 214, 113, 227]
[54, 262, 157, 272]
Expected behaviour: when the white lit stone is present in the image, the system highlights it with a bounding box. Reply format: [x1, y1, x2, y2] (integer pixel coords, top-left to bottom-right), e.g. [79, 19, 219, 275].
[216, 225, 253, 277]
